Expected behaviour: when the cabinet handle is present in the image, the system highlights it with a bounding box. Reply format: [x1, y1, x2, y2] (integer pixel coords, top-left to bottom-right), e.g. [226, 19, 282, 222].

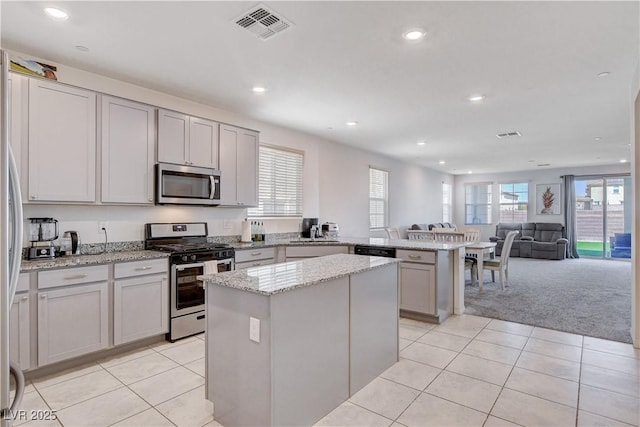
[63, 273, 89, 280]
[252, 262, 261, 266]
[135, 266, 153, 271]
[408, 254, 422, 260]
[21, 296, 28, 301]
[30, 195, 37, 199]
[40, 294, 46, 299]
[148, 198, 153, 202]
[251, 252, 262, 256]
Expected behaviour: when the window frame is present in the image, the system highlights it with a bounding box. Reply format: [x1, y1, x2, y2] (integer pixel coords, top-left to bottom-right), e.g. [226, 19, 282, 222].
[498, 182, 529, 223]
[442, 182, 452, 223]
[369, 167, 389, 230]
[248, 144, 304, 218]
[464, 182, 493, 225]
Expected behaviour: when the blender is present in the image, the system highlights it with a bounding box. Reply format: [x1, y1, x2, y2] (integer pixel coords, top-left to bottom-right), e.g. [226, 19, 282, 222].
[27, 218, 59, 259]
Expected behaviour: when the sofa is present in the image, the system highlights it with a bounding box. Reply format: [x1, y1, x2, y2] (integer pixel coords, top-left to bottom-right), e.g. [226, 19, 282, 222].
[490, 222, 568, 260]
[410, 222, 456, 231]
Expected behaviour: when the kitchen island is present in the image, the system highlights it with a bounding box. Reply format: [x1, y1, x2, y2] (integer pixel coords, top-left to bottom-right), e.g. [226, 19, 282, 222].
[200, 254, 400, 427]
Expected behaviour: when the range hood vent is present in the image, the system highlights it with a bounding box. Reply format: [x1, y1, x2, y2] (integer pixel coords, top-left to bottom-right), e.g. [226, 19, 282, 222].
[496, 131, 522, 139]
[234, 4, 294, 40]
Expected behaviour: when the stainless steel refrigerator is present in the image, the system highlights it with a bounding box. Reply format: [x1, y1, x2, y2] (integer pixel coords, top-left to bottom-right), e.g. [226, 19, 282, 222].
[1, 50, 25, 427]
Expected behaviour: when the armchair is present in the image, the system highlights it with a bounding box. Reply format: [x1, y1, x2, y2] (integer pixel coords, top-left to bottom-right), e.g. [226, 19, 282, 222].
[610, 233, 631, 259]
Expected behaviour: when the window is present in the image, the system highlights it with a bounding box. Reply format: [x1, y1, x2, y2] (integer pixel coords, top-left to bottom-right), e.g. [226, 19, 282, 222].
[499, 182, 528, 223]
[465, 183, 492, 224]
[442, 183, 452, 222]
[248, 145, 303, 217]
[369, 167, 388, 229]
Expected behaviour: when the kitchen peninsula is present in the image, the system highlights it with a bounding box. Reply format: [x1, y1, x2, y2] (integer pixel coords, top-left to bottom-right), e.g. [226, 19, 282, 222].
[200, 254, 400, 427]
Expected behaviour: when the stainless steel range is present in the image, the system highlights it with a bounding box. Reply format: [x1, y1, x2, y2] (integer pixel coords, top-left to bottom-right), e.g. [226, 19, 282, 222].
[145, 222, 234, 342]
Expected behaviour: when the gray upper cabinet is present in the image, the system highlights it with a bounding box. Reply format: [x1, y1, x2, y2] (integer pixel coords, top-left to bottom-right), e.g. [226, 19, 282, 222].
[157, 109, 219, 169]
[219, 124, 258, 207]
[28, 79, 97, 202]
[101, 96, 156, 204]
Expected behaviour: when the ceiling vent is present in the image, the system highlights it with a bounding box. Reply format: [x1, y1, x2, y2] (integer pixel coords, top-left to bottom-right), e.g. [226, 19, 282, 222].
[496, 131, 522, 139]
[234, 4, 294, 40]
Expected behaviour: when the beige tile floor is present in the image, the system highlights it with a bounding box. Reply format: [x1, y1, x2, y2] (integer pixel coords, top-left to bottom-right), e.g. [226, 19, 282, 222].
[11, 314, 640, 427]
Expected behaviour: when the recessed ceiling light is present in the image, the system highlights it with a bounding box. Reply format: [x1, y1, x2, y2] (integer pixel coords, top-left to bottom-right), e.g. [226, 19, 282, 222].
[417, 141, 426, 146]
[619, 159, 627, 163]
[75, 45, 89, 52]
[468, 95, 485, 102]
[346, 121, 358, 126]
[252, 86, 266, 93]
[597, 72, 611, 78]
[44, 7, 68, 20]
[467, 171, 473, 174]
[439, 160, 445, 165]
[595, 137, 602, 141]
[403, 29, 426, 41]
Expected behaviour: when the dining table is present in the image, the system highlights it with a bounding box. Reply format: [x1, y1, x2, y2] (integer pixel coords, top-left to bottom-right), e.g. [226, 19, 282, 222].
[465, 241, 497, 290]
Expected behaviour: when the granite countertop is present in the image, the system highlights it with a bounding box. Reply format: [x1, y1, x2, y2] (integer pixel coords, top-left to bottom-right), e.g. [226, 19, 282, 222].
[200, 253, 400, 296]
[20, 250, 170, 272]
[233, 237, 468, 251]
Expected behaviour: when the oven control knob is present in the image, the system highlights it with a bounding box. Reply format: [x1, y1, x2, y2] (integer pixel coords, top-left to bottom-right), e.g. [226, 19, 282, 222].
[181, 255, 188, 262]
[190, 255, 197, 261]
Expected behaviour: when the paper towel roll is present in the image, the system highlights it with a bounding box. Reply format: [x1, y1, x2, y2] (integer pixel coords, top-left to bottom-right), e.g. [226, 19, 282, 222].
[241, 220, 252, 242]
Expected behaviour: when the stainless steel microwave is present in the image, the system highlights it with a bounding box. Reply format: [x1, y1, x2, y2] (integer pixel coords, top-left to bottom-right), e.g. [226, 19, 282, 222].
[156, 163, 221, 205]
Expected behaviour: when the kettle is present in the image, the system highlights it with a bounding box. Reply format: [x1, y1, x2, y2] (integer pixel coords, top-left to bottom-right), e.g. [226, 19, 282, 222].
[60, 231, 80, 255]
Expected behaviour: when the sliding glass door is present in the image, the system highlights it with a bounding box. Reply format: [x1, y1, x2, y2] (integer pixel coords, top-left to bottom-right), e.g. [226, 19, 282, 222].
[575, 175, 631, 259]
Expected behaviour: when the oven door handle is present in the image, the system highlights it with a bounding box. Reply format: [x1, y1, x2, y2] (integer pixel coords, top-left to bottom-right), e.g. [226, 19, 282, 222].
[175, 262, 205, 271]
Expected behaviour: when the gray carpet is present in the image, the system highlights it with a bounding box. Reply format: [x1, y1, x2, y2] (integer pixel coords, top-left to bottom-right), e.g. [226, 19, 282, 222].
[464, 257, 633, 343]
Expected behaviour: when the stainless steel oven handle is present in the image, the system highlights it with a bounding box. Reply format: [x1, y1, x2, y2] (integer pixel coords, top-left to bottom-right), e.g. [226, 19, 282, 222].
[209, 176, 215, 200]
[175, 262, 205, 271]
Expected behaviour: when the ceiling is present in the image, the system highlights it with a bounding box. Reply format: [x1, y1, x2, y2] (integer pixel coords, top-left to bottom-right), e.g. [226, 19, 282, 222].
[1, 1, 638, 175]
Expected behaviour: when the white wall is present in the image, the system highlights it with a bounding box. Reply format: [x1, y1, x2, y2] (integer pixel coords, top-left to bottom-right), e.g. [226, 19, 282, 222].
[12, 49, 452, 243]
[453, 164, 631, 241]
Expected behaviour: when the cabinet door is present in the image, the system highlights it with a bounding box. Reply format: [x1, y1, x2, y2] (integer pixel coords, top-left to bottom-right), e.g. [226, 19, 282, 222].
[9, 73, 28, 200]
[236, 129, 258, 206]
[101, 96, 156, 204]
[114, 274, 168, 345]
[10, 293, 30, 370]
[28, 79, 96, 202]
[157, 109, 189, 165]
[219, 124, 238, 205]
[38, 282, 109, 365]
[399, 262, 436, 315]
[189, 117, 219, 169]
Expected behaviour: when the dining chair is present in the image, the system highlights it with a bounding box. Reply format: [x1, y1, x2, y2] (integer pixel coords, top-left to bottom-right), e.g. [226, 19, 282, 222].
[484, 230, 518, 290]
[459, 227, 481, 243]
[385, 227, 401, 239]
[465, 257, 477, 286]
[433, 228, 465, 242]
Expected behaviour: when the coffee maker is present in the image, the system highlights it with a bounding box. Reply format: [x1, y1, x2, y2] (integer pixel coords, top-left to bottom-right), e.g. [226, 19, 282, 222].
[27, 217, 58, 259]
[301, 218, 319, 238]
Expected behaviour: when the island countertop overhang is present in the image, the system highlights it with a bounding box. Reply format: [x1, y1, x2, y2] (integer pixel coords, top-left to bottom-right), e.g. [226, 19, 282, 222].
[199, 253, 400, 296]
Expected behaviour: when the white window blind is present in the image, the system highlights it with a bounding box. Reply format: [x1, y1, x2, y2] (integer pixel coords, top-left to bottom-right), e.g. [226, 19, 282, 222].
[369, 167, 388, 229]
[248, 145, 303, 217]
[442, 183, 452, 222]
[465, 182, 492, 225]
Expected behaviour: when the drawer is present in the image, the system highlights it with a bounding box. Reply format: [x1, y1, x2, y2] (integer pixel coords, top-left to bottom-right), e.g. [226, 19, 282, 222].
[38, 265, 109, 290]
[114, 258, 168, 279]
[235, 247, 276, 263]
[236, 258, 275, 270]
[17, 273, 30, 292]
[285, 245, 349, 258]
[396, 249, 436, 264]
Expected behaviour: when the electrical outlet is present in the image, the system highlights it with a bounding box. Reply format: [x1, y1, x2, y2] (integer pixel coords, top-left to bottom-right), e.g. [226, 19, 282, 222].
[249, 317, 260, 343]
[99, 221, 107, 232]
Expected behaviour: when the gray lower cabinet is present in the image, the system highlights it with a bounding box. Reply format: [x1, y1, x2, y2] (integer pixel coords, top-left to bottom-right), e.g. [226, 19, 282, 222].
[10, 292, 30, 370]
[235, 247, 275, 270]
[37, 281, 109, 366]
[113, 270, 169, 345]
[397, 249, 437, 317]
